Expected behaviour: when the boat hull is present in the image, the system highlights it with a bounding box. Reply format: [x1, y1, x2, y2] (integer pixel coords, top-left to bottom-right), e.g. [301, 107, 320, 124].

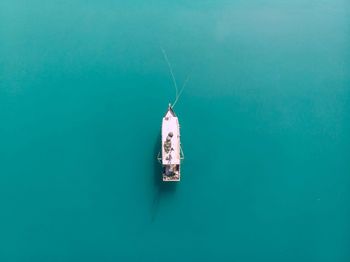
[161, 106, 181, 181]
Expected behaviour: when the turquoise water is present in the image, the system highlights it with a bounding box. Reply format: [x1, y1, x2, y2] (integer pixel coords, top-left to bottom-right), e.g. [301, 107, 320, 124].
[1, 1, 350, 261]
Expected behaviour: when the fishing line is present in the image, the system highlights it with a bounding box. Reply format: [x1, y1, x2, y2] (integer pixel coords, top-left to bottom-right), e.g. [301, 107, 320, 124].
[161, 47, 178, 99]
[172, 74, 190, 108]
[161, 47, 190, 108]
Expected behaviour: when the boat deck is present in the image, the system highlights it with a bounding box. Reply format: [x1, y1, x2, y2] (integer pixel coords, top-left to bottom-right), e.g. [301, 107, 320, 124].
[161, 107, 181, 182]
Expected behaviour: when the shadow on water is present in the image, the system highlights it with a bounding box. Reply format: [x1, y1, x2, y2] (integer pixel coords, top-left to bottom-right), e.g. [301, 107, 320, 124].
[151, 132, 176, 222]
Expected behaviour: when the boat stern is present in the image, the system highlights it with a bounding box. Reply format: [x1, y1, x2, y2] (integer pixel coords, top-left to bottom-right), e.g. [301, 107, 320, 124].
[162, 165, 180, 181]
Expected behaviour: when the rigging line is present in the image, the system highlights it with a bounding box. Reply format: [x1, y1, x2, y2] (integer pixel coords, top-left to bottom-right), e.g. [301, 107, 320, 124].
[161, 47, 178, 99]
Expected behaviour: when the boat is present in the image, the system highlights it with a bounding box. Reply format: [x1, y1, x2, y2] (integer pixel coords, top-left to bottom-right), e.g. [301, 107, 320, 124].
[157, 104, 184, 181]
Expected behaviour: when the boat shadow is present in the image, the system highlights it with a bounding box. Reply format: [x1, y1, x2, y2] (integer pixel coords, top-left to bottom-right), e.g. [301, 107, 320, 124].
[151, 133, 176, 221]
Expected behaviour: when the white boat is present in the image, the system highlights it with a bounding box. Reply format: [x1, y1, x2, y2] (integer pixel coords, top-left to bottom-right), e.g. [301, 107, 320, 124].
[157, 104, 184, 182]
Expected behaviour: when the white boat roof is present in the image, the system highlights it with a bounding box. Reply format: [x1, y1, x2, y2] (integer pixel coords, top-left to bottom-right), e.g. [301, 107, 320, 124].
[162, 107, 180, 165]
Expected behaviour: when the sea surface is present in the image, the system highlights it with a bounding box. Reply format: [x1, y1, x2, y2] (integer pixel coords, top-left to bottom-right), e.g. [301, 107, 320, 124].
[0, 1, 349, 261]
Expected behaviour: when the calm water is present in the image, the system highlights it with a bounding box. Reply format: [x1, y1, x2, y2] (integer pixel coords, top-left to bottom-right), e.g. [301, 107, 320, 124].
[0, 1, 350, 261]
